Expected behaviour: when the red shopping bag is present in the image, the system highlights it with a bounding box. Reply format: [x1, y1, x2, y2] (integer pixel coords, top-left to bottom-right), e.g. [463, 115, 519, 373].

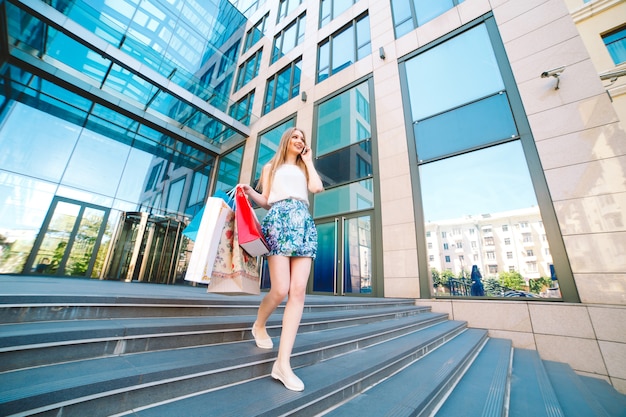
[235, 186, 269, 256]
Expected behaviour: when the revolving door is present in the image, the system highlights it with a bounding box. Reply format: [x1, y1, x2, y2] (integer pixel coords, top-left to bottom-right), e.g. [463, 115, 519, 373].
[102, 212, 187, 284]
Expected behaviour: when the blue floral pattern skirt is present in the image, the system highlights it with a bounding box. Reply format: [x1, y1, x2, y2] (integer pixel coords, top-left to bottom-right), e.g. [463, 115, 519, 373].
[261, 199, 317, 258]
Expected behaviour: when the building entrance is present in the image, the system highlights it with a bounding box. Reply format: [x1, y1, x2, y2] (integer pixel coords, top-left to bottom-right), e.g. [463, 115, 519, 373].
[311, 213, 373, 296]
[101, 212, 186, 284]
[24, 197, 110, 277]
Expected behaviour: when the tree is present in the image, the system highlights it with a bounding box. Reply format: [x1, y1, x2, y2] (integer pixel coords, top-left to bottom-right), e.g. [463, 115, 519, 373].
[498, 270, 526, 290]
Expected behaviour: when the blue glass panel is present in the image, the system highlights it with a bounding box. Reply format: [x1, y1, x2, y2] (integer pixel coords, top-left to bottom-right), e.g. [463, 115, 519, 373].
[343, 215, 372, 293]
[356, 15, 371, 60]
[414, 92, 517, 161]
[332, 25, 354, 75]
[255, 118, 296, 181]
[313, 179, 374, 218]
[61, 129, 130, 197]
[316, 81, 370, 155]
[215, 146, 244, 192]
[420, 141, 537, 222]
[316, 140, 372, 187]
[166, 177, 186, 213]
[0, 103, 80, 183]
[318, 41, 330, 82]
[405, 24, 504, 121]
[115, 147, 157, 205]
[603, 27, 626, 65]
[313, 222, 336, 292]
[275, 67, 292, 108]
[413, 0, 454, 26]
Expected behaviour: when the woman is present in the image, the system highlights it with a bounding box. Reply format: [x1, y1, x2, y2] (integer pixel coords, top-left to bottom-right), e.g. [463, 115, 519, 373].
[240, 127, 323, 392]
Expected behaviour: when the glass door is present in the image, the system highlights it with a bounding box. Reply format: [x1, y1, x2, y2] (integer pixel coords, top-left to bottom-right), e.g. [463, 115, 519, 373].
[312, 213, 373, 295]
[24, 197, 109, 277]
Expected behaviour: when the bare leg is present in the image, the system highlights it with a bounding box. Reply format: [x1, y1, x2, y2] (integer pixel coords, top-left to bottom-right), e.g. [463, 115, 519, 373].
[252, 255, 291, 340]
[275, 256, 311, 368]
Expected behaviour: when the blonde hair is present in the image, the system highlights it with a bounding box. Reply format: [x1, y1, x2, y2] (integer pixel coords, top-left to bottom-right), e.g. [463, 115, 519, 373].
[257, 127, 309, 192]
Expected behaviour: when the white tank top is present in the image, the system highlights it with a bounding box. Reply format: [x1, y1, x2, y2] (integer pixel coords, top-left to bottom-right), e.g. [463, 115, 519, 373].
[268, 164, 308, 205]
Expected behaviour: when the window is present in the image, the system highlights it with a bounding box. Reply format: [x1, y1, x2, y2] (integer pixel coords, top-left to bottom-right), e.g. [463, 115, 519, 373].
[453, 228, 461, 235]
[263, 58, 302, 114]
[391, 0, 464, 38]
[228, 90, 255, 125]
[523, 233, 532, 243]
[469, 228, 475, 235]
[317, 14, 371, 82]
[272, 13, 306, 63]
[244, 13, 268, 52]
[603, 26, 626, 65]
[427, 242, 433, 249]
[486, 251, 495, 260]
[254, 118, 296, 182]
[445, 256, 451, 263]
[443, 243, 449, 250]
[526, 249, 534, 257]
[236, 49, 262, 91]
[320, 0, 359, 27]
[488, 265, 498, 274]
[502, 224, 508, 232]
[214, 147, 244, 193]
[187, 171, 209, 210]
[520, 221, 529, 228]
[426, 231, 431, 237]
[504, 238, 511, 245]
[484, 237, 494, 246]
[166, 177, 185, 213]
[313, 80, 375, 217]
[507, 252, 513, 259]
[277, 0, 303, 23]
[218, 42, 240, 75]
[429, 255, 434, 261]
[441, 231, 447, 238]
[456, 241, 462, 249]
[471, 241, 477, 249]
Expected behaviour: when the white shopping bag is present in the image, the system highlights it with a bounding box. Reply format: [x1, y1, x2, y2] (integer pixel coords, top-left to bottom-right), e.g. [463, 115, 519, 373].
[184, 197, 231, 283]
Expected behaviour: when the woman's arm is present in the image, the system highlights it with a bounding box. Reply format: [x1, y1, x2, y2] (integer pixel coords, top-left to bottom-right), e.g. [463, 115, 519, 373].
[301, 148, 324, 194]
[240, 165, 272, 210]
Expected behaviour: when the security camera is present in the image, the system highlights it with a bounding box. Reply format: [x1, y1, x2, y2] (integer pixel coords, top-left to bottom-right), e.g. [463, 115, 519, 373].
[541, 66, 565, 78]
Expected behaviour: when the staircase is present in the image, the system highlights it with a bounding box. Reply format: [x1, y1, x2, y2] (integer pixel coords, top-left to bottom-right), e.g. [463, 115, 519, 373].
[1, 278, 625, 417]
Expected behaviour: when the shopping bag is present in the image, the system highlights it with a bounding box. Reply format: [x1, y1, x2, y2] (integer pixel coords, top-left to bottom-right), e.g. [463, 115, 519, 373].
[184, 198, 231, 283]
[209, 208, 261, 295]
[235, 186, 269, 256]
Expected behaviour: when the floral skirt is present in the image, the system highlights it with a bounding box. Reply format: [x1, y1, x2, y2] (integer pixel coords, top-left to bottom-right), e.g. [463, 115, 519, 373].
[261, 199, 317, 258]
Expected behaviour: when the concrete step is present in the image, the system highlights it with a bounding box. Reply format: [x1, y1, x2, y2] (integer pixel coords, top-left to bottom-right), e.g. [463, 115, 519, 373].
[0, 293, 417, 324]
[579, 375, 626, 417]
[544, 361, 614, 417]
[321, 329, 488, 417]
[117, 323, 474, 417]
[433, 337, 512, 417]
[0, 312, 460, 416]
[509, 348, 565, 417]
[0, 305, 432, 372]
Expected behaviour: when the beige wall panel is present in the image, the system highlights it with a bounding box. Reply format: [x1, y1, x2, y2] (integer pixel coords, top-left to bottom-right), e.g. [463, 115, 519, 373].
[382, 223, 417, 251]
[575, 273, 626, 305]
[528, 96, 620, 140]
[378, 152, 411, 180]
[450, 300, 533, 332]
[381, 197, 417, 226]
[385, 277, 420, 298]
[588, 305, 626, 343]
[379, 174, 412, 203]
[598, 341, 626, 380]
[528, 303, 595, 338]
[535, 334, 607, 374]
[415, 299, 454, 317]
[553, 192, 626, 235]
[544, 155, 626, 201]
[383, 249, 419, 278]
[491, 0, 550, 25]
[535, 124, 626, 170]
[414, 8, 462, 48]
[489, 330, 537, 350]
[564, 232, 626, 273]
[376, 126, 408, 159]
[457, 0, 492, 24]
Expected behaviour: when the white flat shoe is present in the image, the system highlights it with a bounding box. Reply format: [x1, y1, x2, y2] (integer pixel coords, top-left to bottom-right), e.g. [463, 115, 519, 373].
[271, 362, 304, 392]
[251, 324, 273, 349]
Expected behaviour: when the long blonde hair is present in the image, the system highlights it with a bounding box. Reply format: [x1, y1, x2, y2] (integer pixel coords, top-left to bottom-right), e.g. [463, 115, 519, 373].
[257, 127, 309, 192]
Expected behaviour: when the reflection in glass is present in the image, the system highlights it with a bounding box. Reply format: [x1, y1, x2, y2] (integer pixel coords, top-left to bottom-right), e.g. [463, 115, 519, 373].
[255, 118, 296, 180]
[344, 215, 372, 293]
[313, 222, 336, 292]
[32, 201, 80, 275]
[316, 140, 372, 187]
[215, 146, 244, 192]
[421, 142, 558, 298]
[415, 92, 517, 161]
[64, 207, 107, 277]
[313, 179, 373, 218]
[0, 103, 81, 183]
[317, 82, 371, 155]
[405, 24, 503, 121]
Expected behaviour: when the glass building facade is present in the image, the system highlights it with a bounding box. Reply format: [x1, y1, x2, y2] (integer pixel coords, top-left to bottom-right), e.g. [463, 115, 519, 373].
[4, 0, 625, 307]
